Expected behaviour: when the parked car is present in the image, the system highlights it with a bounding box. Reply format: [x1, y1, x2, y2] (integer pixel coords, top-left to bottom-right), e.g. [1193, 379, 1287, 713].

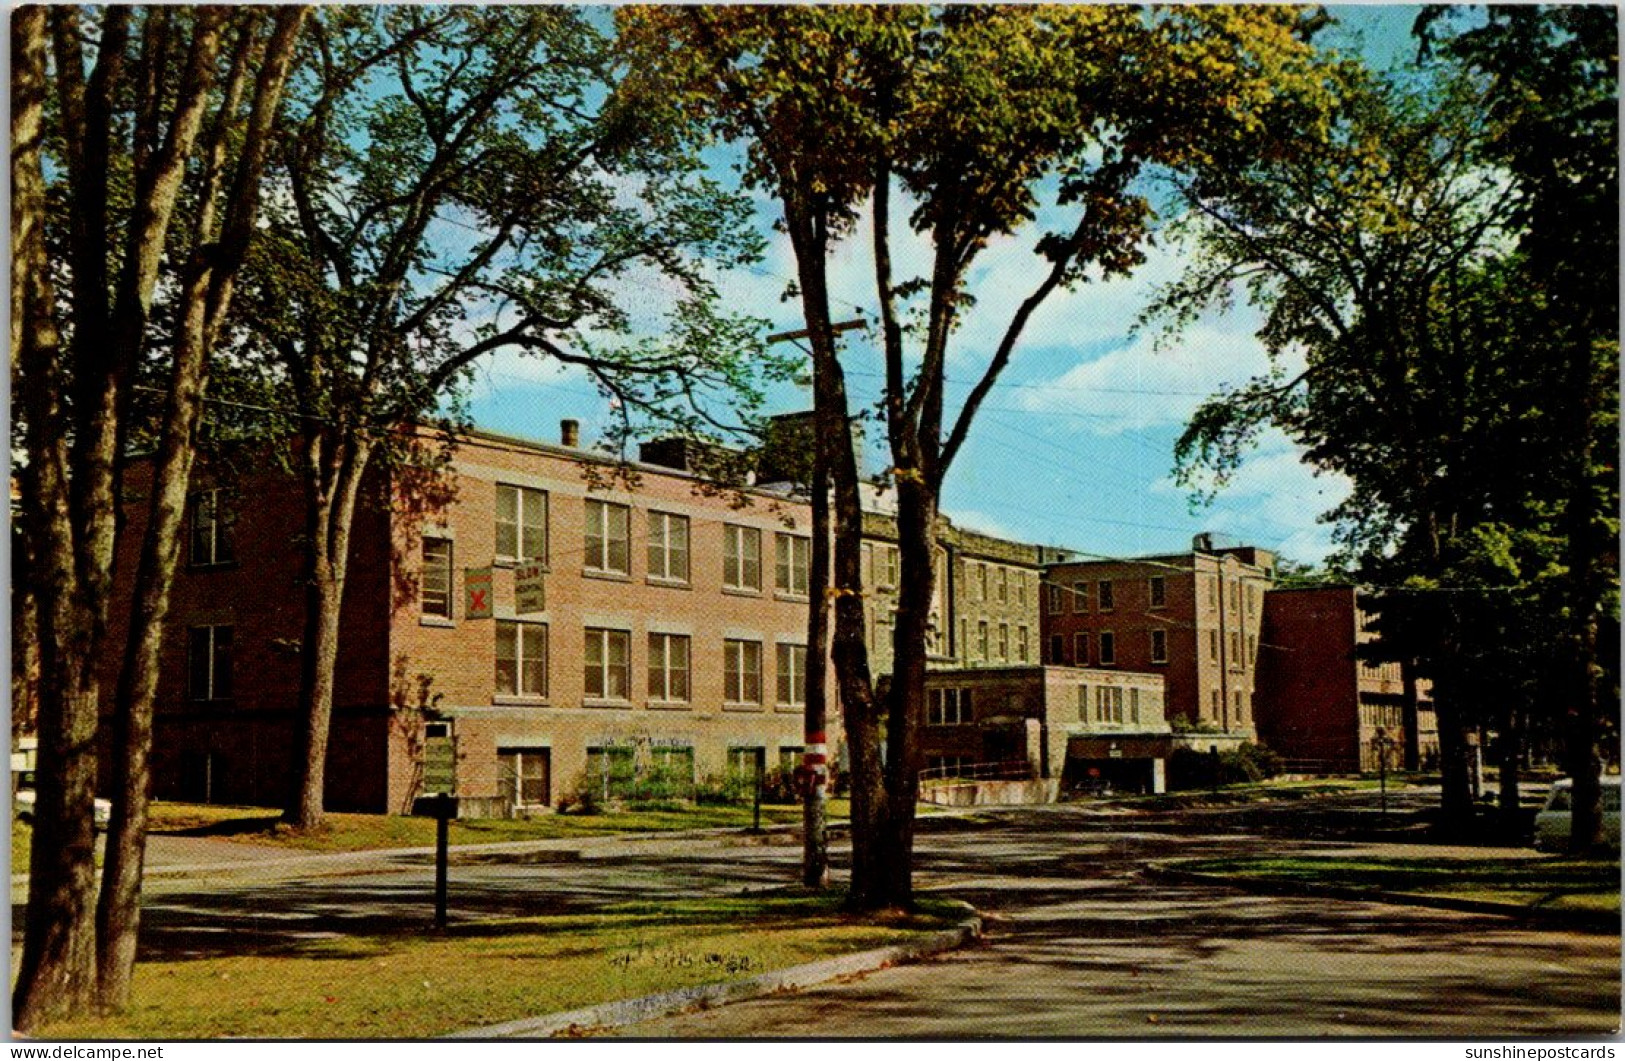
[1533, 776, 1621, 852]
[12, 774, 114, 831]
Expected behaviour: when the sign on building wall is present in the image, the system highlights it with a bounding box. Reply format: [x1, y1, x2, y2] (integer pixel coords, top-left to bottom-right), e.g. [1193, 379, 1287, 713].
[465, 566, 494, 619]
[514, 562, 546, 613]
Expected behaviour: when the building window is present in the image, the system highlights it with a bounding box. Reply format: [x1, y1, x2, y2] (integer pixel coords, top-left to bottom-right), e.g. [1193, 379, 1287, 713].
[1017, 573, 1027, 607]
[1150, 628, 1168, 664]
[1231, 580, 1242, 613]
[928, 687, 972, 725]
[724, 525, 762, 591]
[495, 484, 547, 563]
[997, 567, 1008, 604]
[496, 621, 548, 698]
[1076, 683, 1089, 721]
[927, 754, 973, 779]
[1017, 626, 1029, 663]
[776, 642, 807, 706]
[1206, 577, 1217, 608]
[1130, 687, 1142, 724]
[977, 621, 989, 660]
[584, 499, 630, 575]
[775, 534, 811, 597]
[1248, 635, 1257, 665]
[421, 537, 453, 618]
[1211, 689, 1221, 717]
[584, 627, 630, 700]
[1149, 576, 1166, 608]
[1096, 685, 1124, 724]
[1208, 628, 1219, 661]
[1230, 631, 1241, 666]
[188, 625, 233, 701]
[498, 747, 550, 808]
[724, 639, 763, 704]
[190, 489, 234, 567]
[882, 546, 900, 590]
[647, 633, 690, 702]
[1050, 634, 1066, 664]
[1046, 584, 1063, 613]
[976, 563, 988, 600]
[778, 746, 803, 774]
[1099, 630, 1116, 666]
[646, 512, 690, 583]
[1074, 632, 1090, 666]
[1071, 581, 1087, 613]
[1234, 690, 1244, 722]
[1098, 581, 1115, 611]
[998, 622, 1009, 661]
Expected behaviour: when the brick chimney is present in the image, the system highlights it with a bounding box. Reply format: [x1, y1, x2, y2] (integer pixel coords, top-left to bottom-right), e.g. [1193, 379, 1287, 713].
[560, 419, 580, 448]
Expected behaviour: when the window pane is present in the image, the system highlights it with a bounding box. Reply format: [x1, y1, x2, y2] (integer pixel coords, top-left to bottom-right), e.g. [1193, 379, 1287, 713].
[496, 486, 519, 558]
[523, 625, 547, 696]
[608, 504, 629, 573]
[670, 518, 689, 581]
[585, 501, 605, 569]
[670, 636, 689, 700]
[496, 622, 518, 695]
[585, 629, 604, 697]
[608, 630, 629, 698]
[422, 539, 452, 617]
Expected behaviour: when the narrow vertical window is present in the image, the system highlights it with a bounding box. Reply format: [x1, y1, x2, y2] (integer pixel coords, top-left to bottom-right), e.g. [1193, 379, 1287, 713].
[646, 512, 690, 582]
[776, 643, 807, 706]
[496, 485, 548, 562]
[190, 489, 235, 566]
[1151, 628, 1168, 663]
[725, 639, 763, 704]
[584, 500, 630, 575]
[775, 534, 810, 596]
[422, 538, 453, 618]
[496, 621, 548, 698]
[1099, 630, 1116, 665]
[1149, 576, 1166, 608]
[1074, 632, 1090, 667]
[1098, 581, 1115, 611]
[584, 628, 630, 699]
[188, 626, 233, 701]
[647, 633, 691, 702]
[724, 525, 762, 591]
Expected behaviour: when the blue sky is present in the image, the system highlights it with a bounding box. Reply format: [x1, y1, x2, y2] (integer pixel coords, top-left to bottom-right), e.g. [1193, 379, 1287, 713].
[465, 5, 1426, 568]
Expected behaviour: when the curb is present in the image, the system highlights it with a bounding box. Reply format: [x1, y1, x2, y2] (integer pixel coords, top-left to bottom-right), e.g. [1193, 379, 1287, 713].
[446, 906, 983, 1039]
[1143, 861, 1621, 934]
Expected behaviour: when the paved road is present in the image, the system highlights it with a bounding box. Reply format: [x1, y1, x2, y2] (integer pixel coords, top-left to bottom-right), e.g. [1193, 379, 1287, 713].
[615, 805, 1620, 1039]
[16, 797, 1619, 1038]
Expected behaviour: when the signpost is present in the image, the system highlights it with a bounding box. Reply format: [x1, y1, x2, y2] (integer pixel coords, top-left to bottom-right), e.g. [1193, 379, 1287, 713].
[464, 567, 493, 619]
[514, 562, 546, 614]
[411, 793, 459, 929]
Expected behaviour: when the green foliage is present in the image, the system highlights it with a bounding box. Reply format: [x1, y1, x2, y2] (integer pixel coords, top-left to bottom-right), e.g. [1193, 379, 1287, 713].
[1169, 742, 1283, 789]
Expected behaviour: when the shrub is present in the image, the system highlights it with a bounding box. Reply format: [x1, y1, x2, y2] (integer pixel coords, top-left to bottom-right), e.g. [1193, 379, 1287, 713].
[1168, 741, 1282, 789]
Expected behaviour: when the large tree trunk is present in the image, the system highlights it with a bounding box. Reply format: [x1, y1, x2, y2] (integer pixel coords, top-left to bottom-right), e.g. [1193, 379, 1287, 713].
[870, 477, 936, 911]
[12, 9, 102, 1029]
[802, 447, 831, 890]
[287, 433, 374, 828]
[94, 9, 304, 1009]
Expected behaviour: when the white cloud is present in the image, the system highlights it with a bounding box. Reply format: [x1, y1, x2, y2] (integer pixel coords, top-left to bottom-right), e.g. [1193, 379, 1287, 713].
[1150, 427, 1352, 564]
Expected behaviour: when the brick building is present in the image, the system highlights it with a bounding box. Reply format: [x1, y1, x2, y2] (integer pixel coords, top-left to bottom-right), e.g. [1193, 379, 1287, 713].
[107, 425, 832, 815]
[1040, 537, 1275, 740]
[858, 491, 1043, 674]
[920, 666, 1172, 793]
[1255, 585, 1438, 772]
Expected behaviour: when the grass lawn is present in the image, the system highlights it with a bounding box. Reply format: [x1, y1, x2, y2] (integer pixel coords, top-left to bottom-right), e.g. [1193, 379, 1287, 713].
[36, 893, 960, 1039]
[145, 799, 854, 853]
[1178, 854, 1621, 914]
[11, 819, 30, 872]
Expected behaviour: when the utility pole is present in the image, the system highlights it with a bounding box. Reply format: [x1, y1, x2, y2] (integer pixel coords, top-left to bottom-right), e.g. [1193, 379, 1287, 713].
[767, 319, 864, 890]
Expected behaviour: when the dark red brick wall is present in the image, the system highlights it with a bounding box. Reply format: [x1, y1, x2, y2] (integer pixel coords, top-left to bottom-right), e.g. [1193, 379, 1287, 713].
[1255, 587, 1360, 770]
